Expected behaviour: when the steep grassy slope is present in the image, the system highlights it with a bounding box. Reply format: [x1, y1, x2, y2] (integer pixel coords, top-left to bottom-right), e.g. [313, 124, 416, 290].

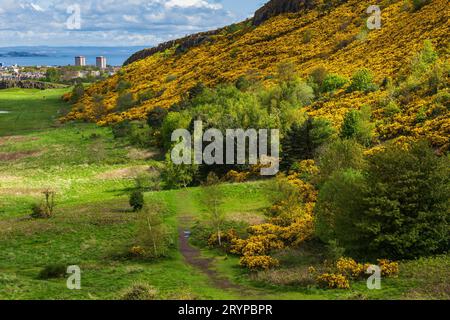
[65, 0, 449, 149]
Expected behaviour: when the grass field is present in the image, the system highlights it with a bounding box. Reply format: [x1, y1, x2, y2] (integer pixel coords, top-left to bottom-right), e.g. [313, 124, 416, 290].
[0, 88, 448, 300]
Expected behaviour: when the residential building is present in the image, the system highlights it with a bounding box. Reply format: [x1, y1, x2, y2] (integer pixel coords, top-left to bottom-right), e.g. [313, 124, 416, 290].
[96, 56, 106, 69]
[75, 56, 86, 66]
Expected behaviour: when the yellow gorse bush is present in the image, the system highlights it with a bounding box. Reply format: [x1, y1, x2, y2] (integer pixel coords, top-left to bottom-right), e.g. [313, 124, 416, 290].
[239, 255, 280, 271]
[316, 273, 350, 289]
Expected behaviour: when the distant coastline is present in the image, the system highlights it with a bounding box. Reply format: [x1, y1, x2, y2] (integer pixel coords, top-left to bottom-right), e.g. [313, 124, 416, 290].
[0, 51, 49, 58]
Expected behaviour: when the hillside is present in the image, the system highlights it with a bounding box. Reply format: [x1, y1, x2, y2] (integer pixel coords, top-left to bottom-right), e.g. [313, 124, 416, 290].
[65, 0, 449, 151]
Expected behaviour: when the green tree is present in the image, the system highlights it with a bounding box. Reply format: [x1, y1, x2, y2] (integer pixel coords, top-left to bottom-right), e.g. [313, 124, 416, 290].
[340, 106, 374, 146]
[347, 68, 378, 93]
[161, 154, 197, 189]
[135, 205, 172, 258]
[70, 82, 85, 103]
[161, 111, 192, 151]
[282, 116, 335, 169]
[317, 139, 365, 183]
[201, 172, 226, 246]
[320, 74, 348, 93]
[315, 141, 450, 260]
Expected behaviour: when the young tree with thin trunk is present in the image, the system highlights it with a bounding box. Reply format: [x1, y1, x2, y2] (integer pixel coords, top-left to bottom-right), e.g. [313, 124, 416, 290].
[201, 172, 226, 246]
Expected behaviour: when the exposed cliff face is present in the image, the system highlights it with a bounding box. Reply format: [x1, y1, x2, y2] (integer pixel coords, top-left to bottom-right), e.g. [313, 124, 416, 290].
[253, 0, 316, 26]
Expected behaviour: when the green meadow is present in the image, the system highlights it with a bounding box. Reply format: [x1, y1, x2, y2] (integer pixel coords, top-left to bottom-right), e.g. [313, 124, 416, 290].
[0, 88, 448, 300]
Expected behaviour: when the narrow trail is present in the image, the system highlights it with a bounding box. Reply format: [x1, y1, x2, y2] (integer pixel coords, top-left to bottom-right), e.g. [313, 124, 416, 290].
[174, 190, 246, 293]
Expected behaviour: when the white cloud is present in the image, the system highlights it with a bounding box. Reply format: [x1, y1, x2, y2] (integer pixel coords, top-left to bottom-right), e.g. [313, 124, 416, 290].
[165, 0, 222, 10]
[30, 3, 45, 12]
[0, 0, 260, 47]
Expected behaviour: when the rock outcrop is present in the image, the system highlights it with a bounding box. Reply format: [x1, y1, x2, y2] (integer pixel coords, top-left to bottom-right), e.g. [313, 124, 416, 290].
[123, 29, 223, 66]
[253, 0, 316, 26]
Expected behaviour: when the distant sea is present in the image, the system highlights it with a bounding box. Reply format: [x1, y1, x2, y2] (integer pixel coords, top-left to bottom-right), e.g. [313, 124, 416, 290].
[0, 46, 148, 67]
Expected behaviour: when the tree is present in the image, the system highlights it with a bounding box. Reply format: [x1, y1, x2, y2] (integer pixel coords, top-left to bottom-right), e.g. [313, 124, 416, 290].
[70, 82, 85, 103]
[315, 141, 450, 260]
[317, 139, 365, 183]
[347, 68, 378, 93]
[45, 68, 61, 83]
[201, 172, 226, 246]
[161, 111, 192, 151]
[282, 116, 335, 169]
[135, 205, 172, 258]
[320, 74, 348, 93]
[340, 106, 374, 146]
[161, 154, 197, 189]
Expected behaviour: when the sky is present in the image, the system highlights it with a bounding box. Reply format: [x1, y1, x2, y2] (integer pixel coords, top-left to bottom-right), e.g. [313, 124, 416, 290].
[0, 0, 266, 47]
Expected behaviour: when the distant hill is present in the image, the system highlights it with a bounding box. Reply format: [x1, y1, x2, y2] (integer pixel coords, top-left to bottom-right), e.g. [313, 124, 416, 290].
[65, 0, 450, 151]
[0, 51, 48, 57]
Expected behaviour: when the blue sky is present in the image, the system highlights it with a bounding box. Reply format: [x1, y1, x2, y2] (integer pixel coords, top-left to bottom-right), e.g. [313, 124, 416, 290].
[0, 0, 266, 47]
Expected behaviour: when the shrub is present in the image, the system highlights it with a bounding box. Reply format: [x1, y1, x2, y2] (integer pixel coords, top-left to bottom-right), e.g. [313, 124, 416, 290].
[302, 29, 313, 44]
[320, 74, 348, 93]
[165, 74, 177, 82]
[347, 69, 378, 93]
[111, 120, 131, 138]
[30, 203, 46, 219]
[116, 92, 135, 112]
[383, 101, 401, 117]
[239, 255, 279, 271]
[120, 282, 158, 300]
[38, 264, 67, 279]
[146, 106, 168, 128]
[378, 259, 400, 277]
[116, 79, 131, 92]
[31, 189, 56, 219]
[316, 273, 350, 289]
[129, 191, 144, 212]
[128, 122, 151, 148]
[411, 0, 431, 11]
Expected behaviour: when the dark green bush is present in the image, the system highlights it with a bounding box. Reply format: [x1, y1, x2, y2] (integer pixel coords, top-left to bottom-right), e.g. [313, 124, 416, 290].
[411, 0, 431, 11]
[38, 264, 67, 279]
[30, 203, 46, 219]
[129, 191, 144, 212]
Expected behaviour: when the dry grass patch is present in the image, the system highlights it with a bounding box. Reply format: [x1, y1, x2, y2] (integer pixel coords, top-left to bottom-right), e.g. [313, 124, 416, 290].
[0, 135, 39, 146]
[0, 150, 42, 161]
[227, 212, 265, 225]
[96, 165, 152, 180]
